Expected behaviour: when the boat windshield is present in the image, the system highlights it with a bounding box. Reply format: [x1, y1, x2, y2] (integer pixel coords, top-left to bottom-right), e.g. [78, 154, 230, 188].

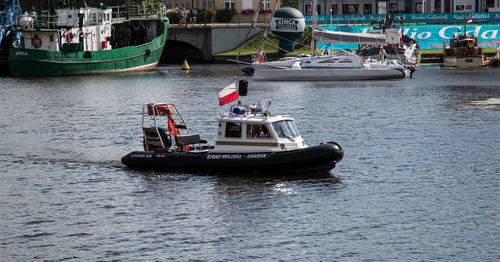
[272, 120, 300, 139]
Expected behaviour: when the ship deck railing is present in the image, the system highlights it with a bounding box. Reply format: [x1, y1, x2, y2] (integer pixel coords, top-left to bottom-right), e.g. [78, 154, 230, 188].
[110, 4, 167, 20]
[20, 4, 167, 30]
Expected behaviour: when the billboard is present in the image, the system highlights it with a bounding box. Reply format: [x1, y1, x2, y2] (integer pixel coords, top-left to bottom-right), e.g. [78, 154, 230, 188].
[318, 24, 500, 50]
[306, 12, 500, 24]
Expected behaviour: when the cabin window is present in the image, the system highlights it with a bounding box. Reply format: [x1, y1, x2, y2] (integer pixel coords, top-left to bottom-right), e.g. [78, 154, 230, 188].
[272, 120, 300, 139]
[225, 122, 241, 138]
[247, 124, 272, 139]
[319, 59, 339, 63]
[339, 59, 353, 63]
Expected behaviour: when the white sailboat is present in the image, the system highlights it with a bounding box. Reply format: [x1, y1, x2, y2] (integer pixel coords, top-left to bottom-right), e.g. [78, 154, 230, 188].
[356, 12, 421, 67]
[251, 0, 407, 81]
[252, 49, 405, 80]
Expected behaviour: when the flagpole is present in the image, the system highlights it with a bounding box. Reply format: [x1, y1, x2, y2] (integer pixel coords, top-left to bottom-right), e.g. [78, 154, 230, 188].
[234, 76, 240, 105]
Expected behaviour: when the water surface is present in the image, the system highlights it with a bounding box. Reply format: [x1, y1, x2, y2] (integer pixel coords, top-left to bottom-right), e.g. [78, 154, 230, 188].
[1, 64, 499, 260]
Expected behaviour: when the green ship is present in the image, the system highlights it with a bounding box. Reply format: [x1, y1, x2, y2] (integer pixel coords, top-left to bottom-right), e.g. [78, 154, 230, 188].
[7, 1, 169, 76]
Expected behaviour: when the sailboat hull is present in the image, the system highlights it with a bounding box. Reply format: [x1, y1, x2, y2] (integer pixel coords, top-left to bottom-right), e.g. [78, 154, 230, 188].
[253, 67, 405, 81]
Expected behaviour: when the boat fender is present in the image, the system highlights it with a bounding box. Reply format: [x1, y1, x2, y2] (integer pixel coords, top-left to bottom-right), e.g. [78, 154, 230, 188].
[66, 32, 74, 42]
[31, 35, 42, 48]
[145, 49, 151, 56]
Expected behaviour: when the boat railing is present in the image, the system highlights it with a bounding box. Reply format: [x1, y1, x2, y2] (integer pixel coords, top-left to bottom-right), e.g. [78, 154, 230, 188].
[446, 46, 483, 57]
[110, 4, 167, 20]
[26, 12, 102, 29]
[31, 13, 59, 29]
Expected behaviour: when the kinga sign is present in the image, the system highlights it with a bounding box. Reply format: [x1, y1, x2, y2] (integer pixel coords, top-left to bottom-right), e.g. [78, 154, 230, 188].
[271, 18, 305, 33]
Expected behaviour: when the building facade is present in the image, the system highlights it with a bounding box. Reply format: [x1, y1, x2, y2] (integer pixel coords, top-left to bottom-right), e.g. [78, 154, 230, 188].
[298, 0, 500, 15]
[164, 0, 279, 12]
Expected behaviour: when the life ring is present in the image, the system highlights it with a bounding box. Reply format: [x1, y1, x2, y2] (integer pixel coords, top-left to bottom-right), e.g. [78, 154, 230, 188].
[147, 103, 173, 116]
[31, 35, 42, 48]
[253, 52, 264, 63]
[66, 32, 74, 42]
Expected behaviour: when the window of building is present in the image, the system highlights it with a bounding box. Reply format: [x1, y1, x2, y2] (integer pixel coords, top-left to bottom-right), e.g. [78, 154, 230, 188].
[261, 0, 270, 10]
[456, 4, 473, 11]
[487, 0, 495, 8]
[363, 3, 372, 14]
[225, 0, 236, 10]
[247, 124, 272, 139]
[242, 0, 253, 10]
[377, 1, 387, 14]
[331, 4, 339, 15]
[225, 122, 241, 138]
[343, 4, 359, 15]
[305, 4, 312, 15]
[317, 4, 321, 15]
[390, 3, 398, 11]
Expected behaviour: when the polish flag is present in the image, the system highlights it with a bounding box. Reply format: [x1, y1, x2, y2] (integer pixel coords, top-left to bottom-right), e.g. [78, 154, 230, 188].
[467, 19, 473, 24]
[218, 82, 238, 106]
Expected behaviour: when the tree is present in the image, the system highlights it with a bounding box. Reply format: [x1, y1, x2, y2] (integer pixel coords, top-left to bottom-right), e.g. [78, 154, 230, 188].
[281, 0, 298, 9]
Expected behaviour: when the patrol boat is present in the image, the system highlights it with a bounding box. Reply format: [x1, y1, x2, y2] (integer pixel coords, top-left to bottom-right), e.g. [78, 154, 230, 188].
[121, 100, 343, 174]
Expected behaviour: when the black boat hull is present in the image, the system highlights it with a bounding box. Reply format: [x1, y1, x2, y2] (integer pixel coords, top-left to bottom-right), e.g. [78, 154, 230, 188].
[121, 142, 343, 174]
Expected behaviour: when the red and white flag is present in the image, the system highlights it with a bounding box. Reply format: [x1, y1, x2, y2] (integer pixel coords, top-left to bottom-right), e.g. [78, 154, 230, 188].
[218, 82, 238, 106]
[467, 19, 473, 24]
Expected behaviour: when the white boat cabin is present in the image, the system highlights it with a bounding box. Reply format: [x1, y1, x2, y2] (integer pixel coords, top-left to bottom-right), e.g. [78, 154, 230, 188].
[21, 7, 112, 52]
[211, 104, 307, 153]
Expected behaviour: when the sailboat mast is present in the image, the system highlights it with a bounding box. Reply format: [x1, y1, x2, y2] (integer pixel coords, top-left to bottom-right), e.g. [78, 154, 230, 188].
[258, 0, 279, 53]
[311, 0, 318, 55]
[235, 0, 263, 62]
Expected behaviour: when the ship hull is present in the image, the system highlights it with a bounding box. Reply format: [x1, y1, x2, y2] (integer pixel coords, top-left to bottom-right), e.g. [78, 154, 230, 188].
[443, 55, 483, 68]
[8, 20, 168, 76]
[122, 143, 344, 175]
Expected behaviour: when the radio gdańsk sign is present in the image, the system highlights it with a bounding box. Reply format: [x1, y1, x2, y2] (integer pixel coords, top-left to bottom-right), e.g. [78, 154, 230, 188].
[318, 24, 500, 50]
